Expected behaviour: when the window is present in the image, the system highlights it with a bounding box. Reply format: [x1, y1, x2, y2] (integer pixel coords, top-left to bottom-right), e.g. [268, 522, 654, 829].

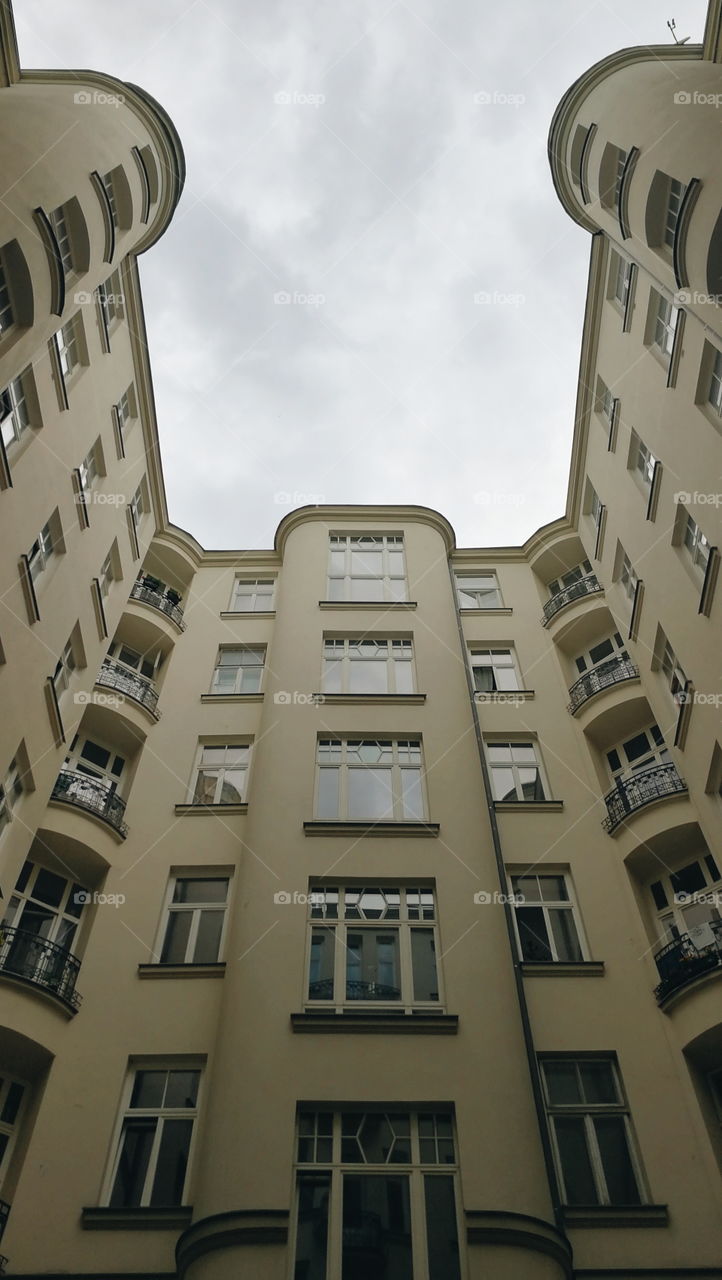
[511, 873, 586, 963]
[55, 316, 82, 379]
[682, 510, 711, 575]
[158, 875, 230, 965]
[610, 252, 633, 309]
[0, 756, 23, 835]
[191, 744, 250, 805]
[469, 647, 520, 693]
[79, 437, 103, 496]
[98, 270, 124, 341]
[584, 480, 603, 528]
[316, 739, 425, 822]
[617, 549, 638, 602]
[629, 433, 657, 490]
[596, 378, 616, 424]
[2, 859, 87, 957]
[0, 258, 14, 335]
[659, 634, 688, 703]
[48, 204, 75, 273]
[99, 547, 119, 599]
[540, 1058, 644, 1206]
[455, 573, 502, 609]
[486, 741, 547, 803]
[229, 578, 275, 613]
[547, 559, 595, 598]
[64, 734, 126, 792]
[328, 534, 407, 602]
[293, 1109, 462, 1280]
[649, 853, 721, 950]
[606, 724, 669, 781]
[27, 512, 61, 583]
[107, 1065, 201, 1208]
[322, 638, 414, 695]
[130, 479, 150, 528]
[573, 632, 628, 676]
[53, 632, 78, 697]
[116, 384, 137, 440]
[599, 144, 627, 209]
[306, 885, 440, 1009]
[0, 375, 31, 450]
[102, 171, 119, 228]
[663, 177, 685, 248]
[107, 640, 157, 680]
[651, 291, 679, 359]
[708, 348, 722, 415]
[210, 647, 264, 695]
[0, 1074, 27, 1185]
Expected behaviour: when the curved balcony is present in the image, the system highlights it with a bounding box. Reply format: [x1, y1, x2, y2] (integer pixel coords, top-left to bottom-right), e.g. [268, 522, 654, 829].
[51, 769, 128, 838]
[0, 926, 81, 1012]
[542, 574, 602, 625]
[568, 656, 640, 714]
[96, 659, 160, 719]
[602, 762, 687, 834]
[654, 927, 722, 1005]
[309, 979, 402, 1001]
[129, 578, 185, 631]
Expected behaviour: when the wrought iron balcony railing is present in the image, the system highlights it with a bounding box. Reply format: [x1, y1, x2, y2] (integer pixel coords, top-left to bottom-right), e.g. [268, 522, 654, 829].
[0, 926, 81, 1010]
[51, 768, 128, 837]
[654, 926, 722, 1003]
[129, 578, 186, 630]
[308, 978, 402, 1001]
[96, 659, 160, 718]
[542, 573, 602, 624]
[567, 655, 639, 713]
[601, 762, 687, 833]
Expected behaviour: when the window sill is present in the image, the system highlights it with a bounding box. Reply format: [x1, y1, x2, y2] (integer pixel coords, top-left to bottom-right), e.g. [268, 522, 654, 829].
[520, 961, 605, 977]
[474, 690, 534, 703]
[138, 963, 226, 979]
[175, 802, 248, 816]
[219, 611, 275, 620]
[318, 600, 417, 610]
[314, 693, 427, 706]
[560, 1204, 668, 1229]
[303, 820, 439, 838]
[82, 1205, 193, 1230]
[459, 607, 513, 616]
[493, 801, 564, 813]
[291, 1010, 458, 1034]
[200, 693, 264, 704]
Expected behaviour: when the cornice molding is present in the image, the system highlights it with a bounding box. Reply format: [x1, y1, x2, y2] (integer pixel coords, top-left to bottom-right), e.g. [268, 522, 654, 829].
[274, 504, 456, 557]
[0, 0, 20, 86]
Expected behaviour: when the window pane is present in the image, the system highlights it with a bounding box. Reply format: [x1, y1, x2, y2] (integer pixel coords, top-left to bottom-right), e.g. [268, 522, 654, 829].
[309, 928, 335, 999]
[346, 932, 400, 999]
[549, 910, 583, 963]
[342, 1175, 412, 1280]
[164, 1070, 200, 1109]
[149, 1117, 193, 1206]
[544, 1063, 582, 1105]
[351, 576, 383, 601]
[109, 1118, 156, 1206]
[317, 768, 339, 818]
[219, 769, 245, 803]
[173, 878, 228, 905]
[349, 660, 388, 694]
[322, 660, 343, 694]
[295, 1173, 330, 1276]
[394, 660, 413, 694]
[491, 766, 516, 801]
[517, 907, 552, 962]
[554, 1117, 598, 1205]
[411, 928, 439, 1000]
[130, 1071, 166, 1109]
[400, 769, 423, 819]
[193, 910, 224, 963]
[347, 769, 393, 820]
[160, 911, 192, 964]
[424, 1175, 461, 1280]
[594, 1116, 641, 1204]
[579, 1062, 617, 1105]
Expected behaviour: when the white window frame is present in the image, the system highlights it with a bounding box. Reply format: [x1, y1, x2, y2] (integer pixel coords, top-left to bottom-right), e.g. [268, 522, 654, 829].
[103, 1062, 203, 1208]
[651, 291, 679, 360]
[102, 171, 119, 228]
[509, 872, 588, 963]
[209, 647, 265, 695]
[617, 549, 638, 603]
[663, 177, 685, 248]
[189, 742, 251, 806]
[630, 433, 657, 490]
[606, 723, 669, 782]
[469, 647, 521, 693]
[610, 252, 632, 309]
[0, 756, 23, 835]
[0, 1073, 28, 1187]
[107, 640, 157, 680]
[117, 385, 136, 437]
[64, 733, 126, 793]
[315, 738, 426, 822]
[228, 578, 275, 613]
[455, 572, 503, 609]
[649, 853, 721, 950]
[0, 258, 15, 336]
[0, 375, 31, 450]
[659, 635, 688, 703]
[682, 510, 711, 576]
[3, 858, 87, 952]
[708, 348, 722, 415]
[156, 872, 231, 965]
[321, 638, 415, 695]
[327, 534, 407, 603]
[28, 513, 60, 583]
[485, 739, 549, 803]
[53, 633, 78, 697]
[573, 631, 628, 676]
[48, 204, 75, 274]
[547, 560, 594, 598]
[55, 316, 82, 380]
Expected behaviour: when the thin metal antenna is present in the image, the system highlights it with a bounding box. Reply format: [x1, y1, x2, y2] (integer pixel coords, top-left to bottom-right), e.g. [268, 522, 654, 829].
[667, 18, 691, 43]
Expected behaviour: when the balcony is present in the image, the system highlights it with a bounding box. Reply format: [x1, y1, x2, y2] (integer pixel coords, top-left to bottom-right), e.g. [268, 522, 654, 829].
[129, 577, 186, 631]
[96, 659, 160, 719]
[51, 768, 128, 838]
[0, 926, 81, 1011]
[654, 927, 722, 1004]
[602, 762, 687, 833]
[568, 656, 640, 714]
[542, 574, 602, 625]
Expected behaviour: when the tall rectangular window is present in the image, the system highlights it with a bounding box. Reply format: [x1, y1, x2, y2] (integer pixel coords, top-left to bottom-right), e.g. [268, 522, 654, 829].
[511, 873, 586, 963]
[229, 578, 275, 613]
[659, 635, 688, 703]
[53, 632, 78, 697]
[55, 316, 82, 379]
[708, 348, 722, 415]
[469, 648, 520, 693]
[455, 573, 502, 609]
[316, 739, 425, 822]
[486, 741, 548, 803]
[682, 511, 711, 575]
[0, 756, 24, 836]
[651, 291, 679, 360]
[210, 647, 264, 695]
[107, 1066, 201, 1207]
[606, 724, 669, 781]
[0, 375, 31, 451]
[158, 875, 230, 965]
[102, 172, 119, 228]
[27, 512, 61, 583]
[48, 205, 75, 273]
[617, 549, 638, 603]
[322, 638, 414, 695]
[327, 534, 407, 602]
[0, 260, 15, 335]
[540, 1058, 645, 1206]
[663, 177, 685, 248]
[191, 744, 250, 805]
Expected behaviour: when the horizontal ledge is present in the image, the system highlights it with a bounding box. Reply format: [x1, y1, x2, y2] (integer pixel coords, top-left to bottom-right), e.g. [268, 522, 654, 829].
[291, 1011, 458, 1034]
[138, 963, 226, 979]
[175, 803, 248, 816]
[561, 1204, 669, 1229]
[176, 1210, 290, 1272]
[219, 611, 275, 620]
[47, 797, 127, 841]
[303, 820, 440, 838]
[200, 693, 264, 703]
[493, 801, 564, 813]
[459, 606, 513, 616]
[312, 693, 427, 705]
[520, 961, 605, 977]
[318, 600, 417, 610]
[82, 1206, 193, 1231]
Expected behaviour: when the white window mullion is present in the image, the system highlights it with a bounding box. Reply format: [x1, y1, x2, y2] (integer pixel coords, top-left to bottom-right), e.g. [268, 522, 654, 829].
[185, 908, 202, 963]
[398, 921, 414, 1010]
[141, 1116, 164, 1206]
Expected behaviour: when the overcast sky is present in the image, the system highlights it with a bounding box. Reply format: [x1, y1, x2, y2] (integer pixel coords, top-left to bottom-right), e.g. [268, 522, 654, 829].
[14, 0, 709, 550]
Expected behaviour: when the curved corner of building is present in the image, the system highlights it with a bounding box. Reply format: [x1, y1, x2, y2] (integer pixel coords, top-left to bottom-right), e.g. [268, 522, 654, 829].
[124, 80, 186, 248]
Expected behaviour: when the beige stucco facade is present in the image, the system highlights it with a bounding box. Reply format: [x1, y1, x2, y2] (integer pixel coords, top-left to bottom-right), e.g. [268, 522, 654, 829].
[0, 1, 721, 1276]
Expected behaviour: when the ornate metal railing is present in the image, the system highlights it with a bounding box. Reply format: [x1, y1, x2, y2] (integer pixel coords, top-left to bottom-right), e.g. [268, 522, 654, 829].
[308, 978, 401, 1001]
[567, 656, 639, 713]
[51, 768, 128, 837]
[0, 926, 81, 1011]
[129, 579, 185, 630]
[542, 574, 602, 624]
[654, 927, 722, 1003]
[96, 659, 160, 718]
[602, 762, 687, 833]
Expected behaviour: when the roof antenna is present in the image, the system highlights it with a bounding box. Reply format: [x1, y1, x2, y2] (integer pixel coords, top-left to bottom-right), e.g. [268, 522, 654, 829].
[667, 18, 690, 43]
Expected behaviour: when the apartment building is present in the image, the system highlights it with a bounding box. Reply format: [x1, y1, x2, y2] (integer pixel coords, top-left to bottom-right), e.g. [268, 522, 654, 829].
[0, 0, 721, 1276]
